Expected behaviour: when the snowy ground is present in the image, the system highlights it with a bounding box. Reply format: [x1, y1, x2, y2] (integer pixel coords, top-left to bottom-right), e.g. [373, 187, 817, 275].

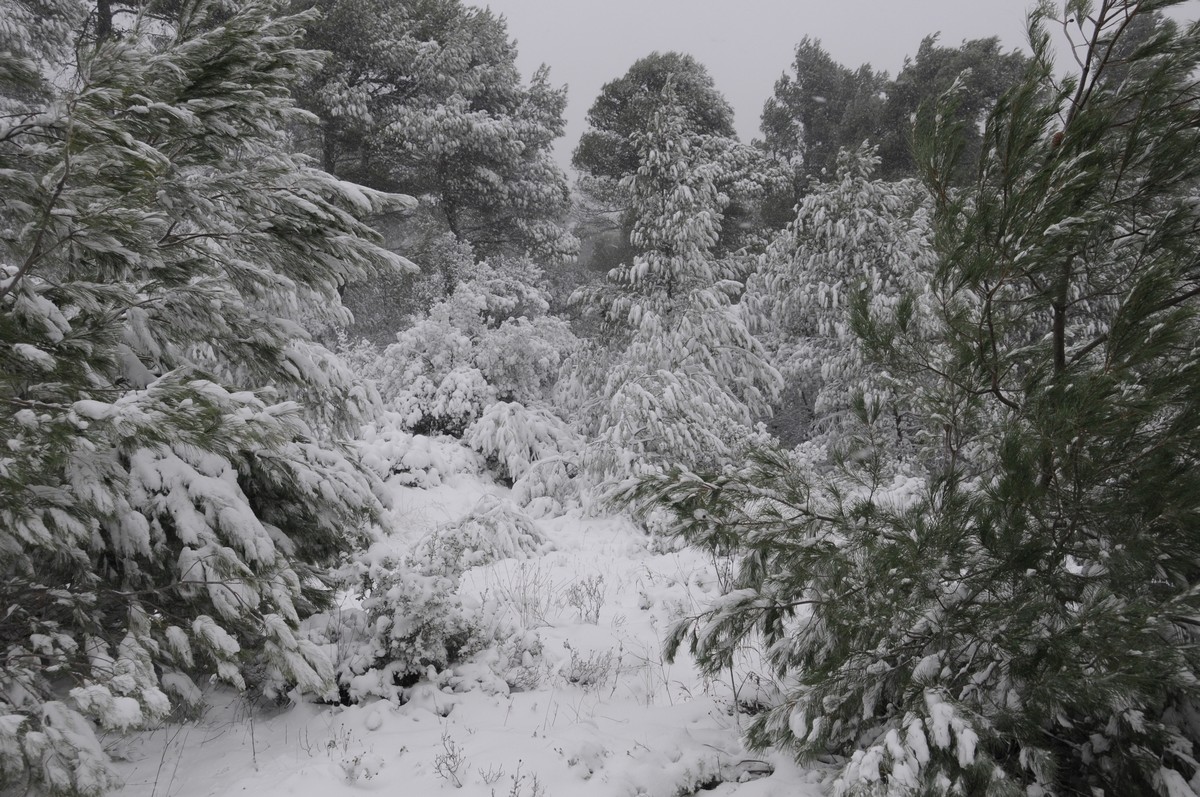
[108, 463, 828, 797]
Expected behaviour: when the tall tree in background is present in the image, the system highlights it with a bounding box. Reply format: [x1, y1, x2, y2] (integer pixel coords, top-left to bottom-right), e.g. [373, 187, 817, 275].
[297, 0, 576, 264]
[0, 0, 408, 791]
[875, 34, 1028, 180]
[573, 51, 735, 181]
[572, 85, 779, 476]
[760, 38, 888, 186]
[573, 51, 785, 275]
[637, 1, 1200, 794]
[761, 35, 1026, 188]
[572, 52, 737, 275]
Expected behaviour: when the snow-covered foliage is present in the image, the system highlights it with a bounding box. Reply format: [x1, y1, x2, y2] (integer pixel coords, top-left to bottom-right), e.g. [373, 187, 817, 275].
[357, 413, 485, 487]
[570, 84, 781, 476]
[411, 495, 547, 583]
[466, 401, 581, 506]
[696, 134, 795, 256]
[372, 258, 579, 436]
[299, 0, 577, 263]
[392, 368, 497, 437]
[632, 5, 1200, 795]
[748, 144, 934, 445]
[350, 557, 485, 692]
[318, 494, 548, 703]
[0, 1, 410, 791]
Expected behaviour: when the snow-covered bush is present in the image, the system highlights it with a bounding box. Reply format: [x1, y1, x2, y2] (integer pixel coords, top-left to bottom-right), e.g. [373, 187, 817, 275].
[392, 368, 497, 436]
[472, 315, 579, 403]
[433, 626, 546, 696]
[373, 257, 579, 436]
[313, 557, 484, 702]
[360, 559, 484, 679]
[315, 543, 548, 703]
[466, 401, 581, 498]
[411, 495, 547, 583]
[357, 412, 485, 487]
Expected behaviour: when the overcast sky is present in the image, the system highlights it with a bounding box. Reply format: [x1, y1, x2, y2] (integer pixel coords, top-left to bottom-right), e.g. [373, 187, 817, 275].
[477, 0, 1195, 171]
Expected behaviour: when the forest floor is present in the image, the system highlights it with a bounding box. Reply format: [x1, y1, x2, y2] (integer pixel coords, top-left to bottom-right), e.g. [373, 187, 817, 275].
[108, 445, 828, 797]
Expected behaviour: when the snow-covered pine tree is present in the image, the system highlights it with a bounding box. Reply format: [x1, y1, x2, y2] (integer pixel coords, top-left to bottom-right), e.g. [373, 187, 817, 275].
[299, 0, 577, 265]
[0, 0, 412, 792]
[749, 144, 933, 446]
[571, 82, 780, 476]
[630, 2, 1200, 794]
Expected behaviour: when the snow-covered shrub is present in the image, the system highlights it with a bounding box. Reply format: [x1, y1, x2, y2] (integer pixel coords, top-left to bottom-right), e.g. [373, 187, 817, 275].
[492, 628, 545, 692]
[484, 560, 558, 628]
[512, 459, 580, 518]
[392, 368, 497, 436]
[557, 641, 618, 691]
[411, 495, 547, 583]
[334, 332, 389, 383]
[326, 557, 484, 700]
[433, 624, 545, 696]
[563, 575, 605, 624]
[458, 255, 554, 326]
[473, 315, 579, 402]
[466, 401, 581, 489]
[357, 412, 484, 487]
[314, 550, 548, 702]
[373, 258, 579, 436]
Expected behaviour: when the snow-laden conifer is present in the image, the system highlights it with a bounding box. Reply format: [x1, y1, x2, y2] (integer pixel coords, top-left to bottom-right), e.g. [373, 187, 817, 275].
[300, 0, 577, 264]
[749, 145, 934, 446]
[0, 1, 411, 791]
[630, 2, 1200, 794]
[571, 83, 781, 476]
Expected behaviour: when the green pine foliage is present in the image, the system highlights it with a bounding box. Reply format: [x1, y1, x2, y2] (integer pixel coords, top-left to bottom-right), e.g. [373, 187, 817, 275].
[630, 2, 1200, 794]
[0, 0, 412, 792]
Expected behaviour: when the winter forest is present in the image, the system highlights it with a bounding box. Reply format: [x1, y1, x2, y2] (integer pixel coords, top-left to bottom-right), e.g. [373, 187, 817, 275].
[4, 0, 1200, 795]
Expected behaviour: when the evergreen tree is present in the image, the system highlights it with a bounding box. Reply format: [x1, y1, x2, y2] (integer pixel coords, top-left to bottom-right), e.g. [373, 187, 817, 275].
[633, 2, 1200, 794]
[760, 35, 1026, 189]
[760, 38, 889, 186]
[297, 0, 576, 265]
[573, 52, 788, 286]
[572, 84, 780, 476]
[749, 144, 933, 445]
[572, 51, 736, 182]
[0, 1, 409, 791]
[876, 34, 1028, 181]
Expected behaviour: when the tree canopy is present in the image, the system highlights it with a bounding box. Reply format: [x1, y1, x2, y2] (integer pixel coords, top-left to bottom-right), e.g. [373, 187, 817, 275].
[572, 51, 736, 181]
[298, 0, 576, 263]
[760, 34, 1027, 187]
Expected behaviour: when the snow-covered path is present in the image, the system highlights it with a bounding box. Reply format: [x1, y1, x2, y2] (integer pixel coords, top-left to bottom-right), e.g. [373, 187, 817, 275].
[111, 472, 826, 797]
